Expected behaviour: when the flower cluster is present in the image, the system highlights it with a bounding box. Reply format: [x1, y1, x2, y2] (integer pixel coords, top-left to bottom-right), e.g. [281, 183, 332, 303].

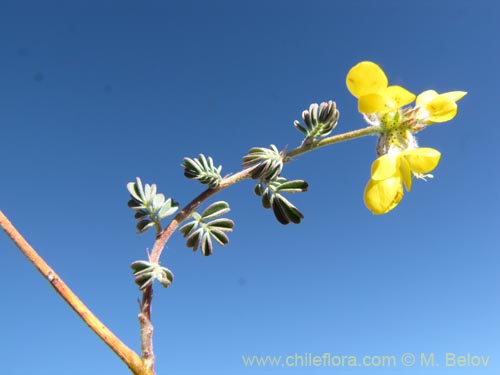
[346, 61, 466, 214]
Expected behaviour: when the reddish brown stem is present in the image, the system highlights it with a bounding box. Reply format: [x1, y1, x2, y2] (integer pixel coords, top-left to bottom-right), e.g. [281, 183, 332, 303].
[137, 125, 379, 367]
[137, 165, 258, 368]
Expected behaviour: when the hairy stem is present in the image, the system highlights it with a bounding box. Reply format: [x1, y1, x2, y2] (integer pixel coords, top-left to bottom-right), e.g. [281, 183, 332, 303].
[139, 286, 155, 370]
[0, 211, 153, 375]
[152, 125, 377, 263]
[286, 124, 380, 159]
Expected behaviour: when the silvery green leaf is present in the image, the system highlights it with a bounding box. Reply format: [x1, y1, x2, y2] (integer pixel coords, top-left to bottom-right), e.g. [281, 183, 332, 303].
[207, 218, 234, 231]
[186, 228, 203, 250]
[179, 221, 197, 236]
[152, 193, 165, 211]
[144, 183, 152, 202]
[127, 177, 146, 202]
[131, 260, 154, 273]
[128, 198, 145, 210]
[155, 266, 174, 288]
[271, 196, 290, 225]
[199, 154, 209, 169]
[183, 157, 202, 177]
[134, 210, 149, 220]
[272, 194, 304, 225]
[135, 274, 154, 290]
[294, 101, 339, 139]
[130, 260, 174, 290]
[200, 232, 213, 256]
[255, 175, 306, 225]
[201, 201, 230, 220]
[182, 154, 222, 188]
[276, 180, 309, 193]
[158, 198, 179, 219]
[210, 228, 230, 246]
[242, 145, 284, 180]
[293, 120, 309, 135]
[261, 190, 271, 209]
[254, 183, 264, 196]
[132, 266, 156, 278]
[310, 103, 319, 125]
[127, 177, 179, 235]
[136, 220, 156, 234]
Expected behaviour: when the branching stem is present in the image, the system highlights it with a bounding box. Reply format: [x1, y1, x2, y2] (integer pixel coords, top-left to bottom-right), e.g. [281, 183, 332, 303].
[1, 123, 379, 374]
[139, 124, 379, 367]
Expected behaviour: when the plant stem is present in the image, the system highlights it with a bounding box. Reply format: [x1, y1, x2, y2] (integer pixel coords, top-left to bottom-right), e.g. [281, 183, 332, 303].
[1, 122, 379, 373]
[286, 124, 379, 159]
[0, 211, 153, 375]
[139, 125, 379, 366]
[152, 125, 378, 262]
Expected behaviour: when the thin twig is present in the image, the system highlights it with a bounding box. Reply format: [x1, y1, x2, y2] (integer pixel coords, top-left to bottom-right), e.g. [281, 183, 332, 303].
[0, 211, 153, 375]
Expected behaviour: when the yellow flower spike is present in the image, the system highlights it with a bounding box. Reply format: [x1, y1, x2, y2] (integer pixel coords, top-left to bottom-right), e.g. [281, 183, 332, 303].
[364, 176, 404, 215]
[346, 61, 388, 98]
[401, 148, 441, 174]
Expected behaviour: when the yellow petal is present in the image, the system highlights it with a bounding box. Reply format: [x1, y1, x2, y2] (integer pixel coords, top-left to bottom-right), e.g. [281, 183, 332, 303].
[358, 93, 386, 113]
[416, 90, 438, 106]
[371, 154, 400, 181]
[401, 148, 441, 174]
[384, 85, 416, 110]
[442, 91, 467, 102]
[359, 86, 415, 114]
[346, 61, 388, 98]
[424, 95, 458, 122]
[399, 157, 413, 192]
[364, 177, 404, 215]
[417, 90, 467, 106]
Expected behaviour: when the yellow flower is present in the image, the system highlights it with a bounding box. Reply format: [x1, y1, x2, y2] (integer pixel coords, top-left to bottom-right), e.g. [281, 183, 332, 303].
[364, 148, 441, 214]
[345, 61, 467, 214]
[416, 90, 467, 123]
[346, 61, 415, 114]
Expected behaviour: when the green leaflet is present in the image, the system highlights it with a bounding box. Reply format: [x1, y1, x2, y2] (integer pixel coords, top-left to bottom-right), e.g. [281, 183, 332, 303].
[179, 201, 234, 256]
[182, 154, 222, 188]
[254, 176, 308, 225]
[127, 177, 179, 235]
[131, 260, 174, 290]
[294, 101, 339, 140]
[242, 144, 284, 181]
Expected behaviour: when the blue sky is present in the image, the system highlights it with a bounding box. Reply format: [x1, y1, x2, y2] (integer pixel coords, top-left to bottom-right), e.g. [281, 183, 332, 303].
[1, 1, 498, 374]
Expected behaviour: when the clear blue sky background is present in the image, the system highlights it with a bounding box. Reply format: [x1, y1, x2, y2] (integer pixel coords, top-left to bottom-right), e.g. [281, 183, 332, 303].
[1, 1, 498, 374]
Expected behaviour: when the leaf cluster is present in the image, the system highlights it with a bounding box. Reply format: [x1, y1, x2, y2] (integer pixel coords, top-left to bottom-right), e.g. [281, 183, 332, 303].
[255, 177, 308, 225]
[179, 201, 234, 256]
[182, 154, 222, 188]
[242, 144, 284, 181]
[127, 178, 178, 234]
[294, 101, 339, 141]
[131, 260, 174, 290]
